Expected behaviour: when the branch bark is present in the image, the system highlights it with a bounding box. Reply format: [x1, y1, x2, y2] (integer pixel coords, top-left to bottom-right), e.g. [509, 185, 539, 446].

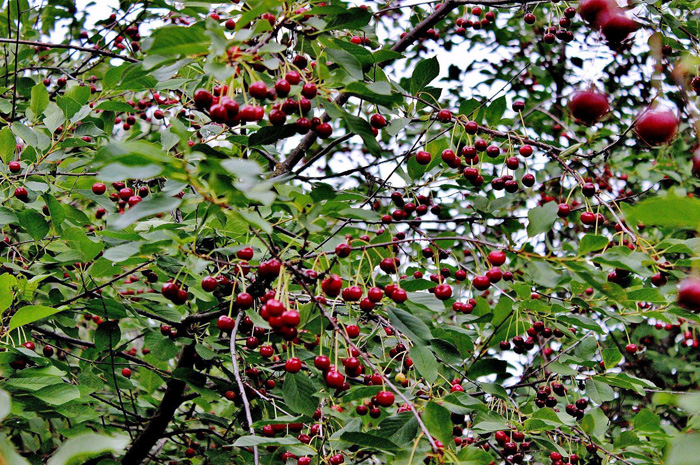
[120, 342, 196, 464]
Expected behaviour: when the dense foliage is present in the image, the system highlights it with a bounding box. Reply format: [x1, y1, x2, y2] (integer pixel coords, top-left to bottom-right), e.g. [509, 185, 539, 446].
[2, 0, 700, 463]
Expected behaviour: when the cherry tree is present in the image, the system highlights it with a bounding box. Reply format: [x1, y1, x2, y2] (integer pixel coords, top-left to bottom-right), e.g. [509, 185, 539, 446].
[1, 0, 700, 464]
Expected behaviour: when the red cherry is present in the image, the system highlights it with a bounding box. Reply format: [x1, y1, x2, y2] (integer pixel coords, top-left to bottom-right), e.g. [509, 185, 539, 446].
[678, 277, 700, 311]
[201, 276, 218, 292]
[14, 187, 28, 201]
[237, 246, 254, 260]
[370, 113, 387, 129]
[321, 275, 343, 297]
[437, 109, 452, 122]
[346, 324, 360, 338]
[285, 357, 303, 373]
[249, 81, 268, 100]
[557, 203, 571, 218]
[314, 355, 331, 370]
[599, 11, 638, 44]
[625, 343, 638, 354]
[325, 370, 345, 388]
[568, 89, 609, 125]
[236, 292, 254, 309]
[415, 151, 432, 165]
[472, 275, 490, 291]
[634, 108, 678, 146]
[121, 368, 132, 378]
[342, 286, 362, 301]
[8, 161, 21, 173]
[391, 288, 407, 303]
[92, 183, 106, 195]
[367, 287, 384, 302]
[193, 89, 214, 110]
[376, 390, 395, 407]
[434, 284, 453, 301]
[301, 82, 317, 99]
[488, 250, 507, 266]
[217, 315, 236, 332]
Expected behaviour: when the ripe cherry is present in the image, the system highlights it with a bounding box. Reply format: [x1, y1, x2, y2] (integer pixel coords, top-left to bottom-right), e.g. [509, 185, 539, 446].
[434, 283, 453, 300]
[370, 113, 387, 129]
[346, 324, 360, 338]
[634, 108, 678, 146]
[415, 150, 432, 165]
[237, 246, 254, 260]
[519, 145, 533, 157]
[678, 277, 700, 311]
[217, 315, 236, 332]
[625, 343, 638, 354]
[376, 390, 395, 407]
[122, 368, 132, 378]
[488, 250, 506, 266]
[201, 276, 218, 292]
[557, 203, 571, 218]
[14, 187, 28, 201]
[473, 275, 491, 291]
[8, 161, 20, 173]
[285, 357, 303, 373]
[568, 89, 609, 125]
[314, 355, 331, 371]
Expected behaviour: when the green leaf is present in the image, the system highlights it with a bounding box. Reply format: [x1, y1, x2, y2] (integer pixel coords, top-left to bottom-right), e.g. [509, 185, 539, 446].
[16, 210, 49, 241]
[321, 7, 372, 30]
[96, 101, 137, 113]
[601, 347, 622, 370]
[0, 127, 15, 164]
[586, 378, 614, 404]
[0, 433, 31, 465]
[30, 83, 49, 118]
[98, 162, 163, 183]
[248, 125, 296, 146]
[409, 345, 438, 384]
[281, 372, 318, 416]
[485, 96, 507, 126]
[339, 432, 399, 451]
[423, 402, 453, 445]
[343, 111, 382, 156]
[62, 227, 103, 261]
[43, 194, 66, 225]
[0, 389, 11, 422]
[94, 321, 122, 351]
[633, 408, 660, 432]
[11, 123, 38, 147]
[8, 305, 63, 331]
[411, 56, 439, 94]
[625, 193, 700, 230]
[111, 194, 181, 230]
[386, 306, 431, 344]
[147, 25, 210, 56]
[377, 412, 419, 443]
[579, 234, 609, 254]
[32, 384, 80, 406]
[666, 433, 700, 465]
[527, 202, 558, 237]
[46, 433, 129, 465]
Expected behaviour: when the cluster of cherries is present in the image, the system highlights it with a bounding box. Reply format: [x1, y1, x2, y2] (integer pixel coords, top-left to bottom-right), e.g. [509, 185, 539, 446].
[534, 382, 590, 420]
[454, 6, 497, 35]
[499, 321, 568, 355]
[191, 61, 333, 139]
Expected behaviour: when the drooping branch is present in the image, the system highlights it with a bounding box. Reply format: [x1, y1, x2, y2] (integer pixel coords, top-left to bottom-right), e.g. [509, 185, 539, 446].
[0, 38, 138, 63]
